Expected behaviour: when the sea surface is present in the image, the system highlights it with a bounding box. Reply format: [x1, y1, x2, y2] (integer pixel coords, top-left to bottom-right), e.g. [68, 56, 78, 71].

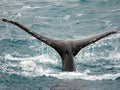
[0, 0, 120, 90]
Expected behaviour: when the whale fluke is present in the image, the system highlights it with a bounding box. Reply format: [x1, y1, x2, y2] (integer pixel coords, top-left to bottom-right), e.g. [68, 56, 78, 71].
[2, 18, 66, 57]
[2, 18, 117, 71]
[69, 30, 117, 56]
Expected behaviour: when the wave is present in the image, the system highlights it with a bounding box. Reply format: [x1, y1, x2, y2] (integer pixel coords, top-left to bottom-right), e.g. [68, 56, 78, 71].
[49, 72, 120, 80]
[1, 53, 120, 81]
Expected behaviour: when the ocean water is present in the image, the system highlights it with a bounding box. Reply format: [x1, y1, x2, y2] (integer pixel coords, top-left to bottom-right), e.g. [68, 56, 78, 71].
[0, 0, 120, 90]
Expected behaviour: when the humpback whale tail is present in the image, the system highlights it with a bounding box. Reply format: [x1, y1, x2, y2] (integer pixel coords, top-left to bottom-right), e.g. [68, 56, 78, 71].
[2, 18, 117, 71]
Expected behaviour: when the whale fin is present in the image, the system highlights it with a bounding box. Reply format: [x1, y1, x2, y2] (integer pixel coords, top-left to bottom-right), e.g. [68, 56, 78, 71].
[2, 18, 65, 57]
[70, 30, 117, 56]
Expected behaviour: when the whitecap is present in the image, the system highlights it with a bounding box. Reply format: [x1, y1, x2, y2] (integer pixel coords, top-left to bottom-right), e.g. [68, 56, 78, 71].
[63, 15, 71, 20]
[111, 53, 120, 60]
[22, 5, 39, 9]
[17, 13, 21, 17]
[4, 54, 58, 64]
[108, 8, 120, 12]
[45, 72, 120, 80]
[21, 5, 42, 11]
[76, 13, 85, 17]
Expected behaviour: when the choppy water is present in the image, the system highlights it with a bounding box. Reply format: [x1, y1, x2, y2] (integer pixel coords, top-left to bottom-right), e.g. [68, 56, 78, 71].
[0, 0, 120, 90]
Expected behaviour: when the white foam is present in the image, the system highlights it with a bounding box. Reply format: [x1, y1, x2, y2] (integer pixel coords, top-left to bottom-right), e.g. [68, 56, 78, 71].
[44, 71, 120, 80]
[76, 13, 85, 17]
[17, 59, 119, 80]
[16, 13, 21, 17]
[63, 15, 71, 20]
[108, 8, 120, 12]
[2, 54, 120, 80]
[22, 5, 42, 10]
[19, 60, 54, 76]
[3, 54, 58, 75]
[110, 53, 120, 60]
[37, 16, 48, 19]
[4, 54, 58, 64]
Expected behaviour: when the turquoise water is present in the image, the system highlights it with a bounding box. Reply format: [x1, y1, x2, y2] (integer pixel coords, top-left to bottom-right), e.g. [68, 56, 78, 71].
[0, 0, 120, 90]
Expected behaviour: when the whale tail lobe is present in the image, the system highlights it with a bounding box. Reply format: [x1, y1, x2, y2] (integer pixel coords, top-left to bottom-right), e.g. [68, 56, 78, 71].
[2, 18, 66, 57]
[69, 30, 117, 56]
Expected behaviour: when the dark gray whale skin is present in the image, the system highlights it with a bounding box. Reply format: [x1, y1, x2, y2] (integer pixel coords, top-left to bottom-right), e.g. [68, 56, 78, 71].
[2, 18, 117, 71]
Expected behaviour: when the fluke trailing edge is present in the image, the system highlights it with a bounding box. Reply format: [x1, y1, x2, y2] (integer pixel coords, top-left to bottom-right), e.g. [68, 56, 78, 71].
[2, 18, 117, 71]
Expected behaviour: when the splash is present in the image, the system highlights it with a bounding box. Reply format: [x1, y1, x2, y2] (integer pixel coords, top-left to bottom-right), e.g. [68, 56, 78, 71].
[1, 53, 120, 81]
